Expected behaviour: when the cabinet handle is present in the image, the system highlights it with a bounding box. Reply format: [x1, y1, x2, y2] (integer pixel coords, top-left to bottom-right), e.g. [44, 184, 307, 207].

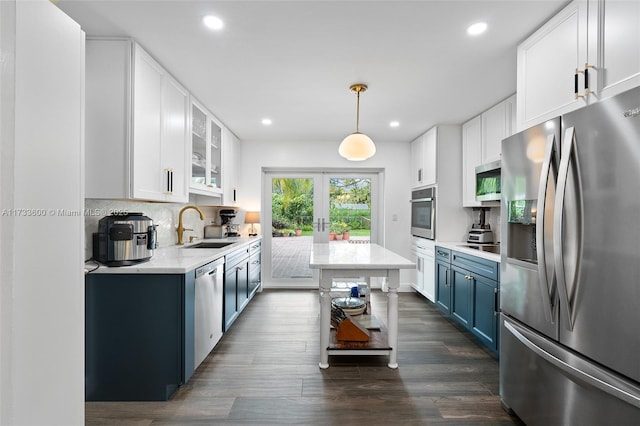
[574, 70, 583, 100]
[418, 168, 422, 183]
[494, 288, 499, 316]
[584, 63, 595, 96]
[445, 269, 449, 287]
[237, 265, 244, 271]
[165, 168, 174, 193]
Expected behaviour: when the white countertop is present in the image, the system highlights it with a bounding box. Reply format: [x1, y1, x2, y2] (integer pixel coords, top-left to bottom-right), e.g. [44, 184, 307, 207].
[87, 236, 262, 275]
[309, 243, 415, 269]
[435, 241, 501, 263]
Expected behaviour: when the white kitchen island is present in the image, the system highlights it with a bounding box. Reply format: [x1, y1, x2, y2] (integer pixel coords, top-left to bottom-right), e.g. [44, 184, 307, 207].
[309, 243, 415, 369]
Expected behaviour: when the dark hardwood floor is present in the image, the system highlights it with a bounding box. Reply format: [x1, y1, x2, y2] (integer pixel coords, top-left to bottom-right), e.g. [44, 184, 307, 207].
[86, 289, 522, 425]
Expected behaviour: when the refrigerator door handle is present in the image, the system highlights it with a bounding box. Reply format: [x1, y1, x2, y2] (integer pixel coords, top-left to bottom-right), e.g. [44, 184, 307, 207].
[553, 127, 583, 331]
[536, 133, 557, 323]
[504, 319, 640, 410]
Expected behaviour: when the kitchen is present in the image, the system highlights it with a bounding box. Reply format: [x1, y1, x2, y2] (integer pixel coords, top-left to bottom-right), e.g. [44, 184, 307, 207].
[2, 0, 640, 424]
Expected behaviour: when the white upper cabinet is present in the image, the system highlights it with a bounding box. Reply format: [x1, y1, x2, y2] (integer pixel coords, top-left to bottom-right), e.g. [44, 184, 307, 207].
[85, 39, 189, 202]
[410, 128, 437, 189]
[462, 116, 482, 208]
[132, 46, 189, 202]
[481, 94, 515, 164]
[410, 134, 424, 188]
[462, 95, 515, 207]
[222, 129, 240, 205]
[190, 98, 223, 197]
[517, 0, 640, 131]
[423, 128, 437, 186]
[517, 1, 589, 130]
[596, 0, 640, 99]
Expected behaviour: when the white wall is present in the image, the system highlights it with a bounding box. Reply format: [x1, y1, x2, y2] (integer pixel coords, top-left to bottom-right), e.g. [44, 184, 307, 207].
[1, 1, 85, 424]
[237, 139, 414, 286]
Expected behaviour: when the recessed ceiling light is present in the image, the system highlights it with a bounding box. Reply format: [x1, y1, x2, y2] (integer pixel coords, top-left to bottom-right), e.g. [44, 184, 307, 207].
[389, 121, 400, 128]
[203, 15, 224, 31]
[467, 22, 488, 36]
[261, 118, 272, 125]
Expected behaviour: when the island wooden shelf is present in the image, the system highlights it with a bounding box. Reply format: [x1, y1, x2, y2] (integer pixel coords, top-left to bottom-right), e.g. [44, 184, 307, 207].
[329, 319, 391, 352]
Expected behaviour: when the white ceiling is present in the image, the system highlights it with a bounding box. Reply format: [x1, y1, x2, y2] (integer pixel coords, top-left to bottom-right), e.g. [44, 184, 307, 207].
[56, 0, 568, 145]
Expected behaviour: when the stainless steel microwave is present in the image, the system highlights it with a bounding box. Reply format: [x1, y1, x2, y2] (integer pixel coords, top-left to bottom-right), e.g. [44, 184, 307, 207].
[410, 186, 435, 239]
[475, 160, 501, 202]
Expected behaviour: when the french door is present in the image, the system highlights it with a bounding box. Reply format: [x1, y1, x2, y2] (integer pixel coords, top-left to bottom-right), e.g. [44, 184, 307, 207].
[262, 170, 380, 288]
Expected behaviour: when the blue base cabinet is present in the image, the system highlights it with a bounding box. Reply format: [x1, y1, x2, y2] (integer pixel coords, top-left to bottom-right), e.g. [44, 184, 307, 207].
[435, 247, 452, 315]
[85, 272, 195, 401]
[451, 266, 472, 328]
[434, 247, 499, 354]
[224, 246, 251, 331]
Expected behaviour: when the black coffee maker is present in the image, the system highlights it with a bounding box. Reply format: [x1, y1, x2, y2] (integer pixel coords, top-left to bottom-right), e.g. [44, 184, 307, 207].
[219, 209, 239, 237]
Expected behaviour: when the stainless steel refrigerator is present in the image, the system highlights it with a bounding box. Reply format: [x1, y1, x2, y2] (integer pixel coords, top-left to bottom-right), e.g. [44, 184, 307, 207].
[500, 86, 640, 424]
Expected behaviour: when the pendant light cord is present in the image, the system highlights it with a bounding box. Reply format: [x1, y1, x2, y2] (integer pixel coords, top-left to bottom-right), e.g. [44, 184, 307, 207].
[356, 89, 361, 133]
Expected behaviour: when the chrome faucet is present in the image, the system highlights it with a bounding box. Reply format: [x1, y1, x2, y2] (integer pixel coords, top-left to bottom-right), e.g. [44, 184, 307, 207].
[177, 205, 206, 245]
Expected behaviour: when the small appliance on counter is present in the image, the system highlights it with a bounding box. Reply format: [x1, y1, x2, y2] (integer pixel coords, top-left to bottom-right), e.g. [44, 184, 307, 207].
[467, 207, 494, 244]
[203, 207, 240, 238]
[93, 212, 157, 266]
[224, 223, 240, 237]
[467, 228, 494, 244]
[219, 208, 239, 237]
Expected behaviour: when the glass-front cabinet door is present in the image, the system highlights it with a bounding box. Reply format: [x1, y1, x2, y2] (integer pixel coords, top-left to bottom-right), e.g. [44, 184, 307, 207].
[190, 98, 222, 196]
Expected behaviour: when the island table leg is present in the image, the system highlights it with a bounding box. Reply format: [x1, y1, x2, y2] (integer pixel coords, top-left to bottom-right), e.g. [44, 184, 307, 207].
[319, 272, 332, 369]
[387, 269, 400, 369]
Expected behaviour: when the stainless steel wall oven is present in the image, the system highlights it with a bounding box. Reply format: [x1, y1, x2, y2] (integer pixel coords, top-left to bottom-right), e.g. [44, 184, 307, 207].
[410, 186, 435, 240]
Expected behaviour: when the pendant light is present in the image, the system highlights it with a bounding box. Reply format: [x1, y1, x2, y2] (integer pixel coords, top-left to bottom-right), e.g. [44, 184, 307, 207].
[338, 83, 376, 161]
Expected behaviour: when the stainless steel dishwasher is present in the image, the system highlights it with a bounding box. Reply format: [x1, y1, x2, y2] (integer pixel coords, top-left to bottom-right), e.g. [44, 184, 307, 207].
[194, 258, 224, 369]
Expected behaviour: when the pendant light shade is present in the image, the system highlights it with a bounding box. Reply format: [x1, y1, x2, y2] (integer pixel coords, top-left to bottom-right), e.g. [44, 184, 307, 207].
[339, 132, 376, 161]
[339, 83, 376, 161]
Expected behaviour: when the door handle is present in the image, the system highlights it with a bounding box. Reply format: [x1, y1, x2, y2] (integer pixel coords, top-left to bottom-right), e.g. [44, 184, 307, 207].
[321, 218, 326, 232]
[536, 133, 557, 323]
[554, 126, 584, 331]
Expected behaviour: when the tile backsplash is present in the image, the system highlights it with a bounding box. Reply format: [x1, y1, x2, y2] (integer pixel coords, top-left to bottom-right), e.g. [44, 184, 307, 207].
[84, 198, 235, 259]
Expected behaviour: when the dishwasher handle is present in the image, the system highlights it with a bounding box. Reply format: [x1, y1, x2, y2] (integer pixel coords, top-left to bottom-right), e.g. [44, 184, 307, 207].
[196, 258, 225, 278]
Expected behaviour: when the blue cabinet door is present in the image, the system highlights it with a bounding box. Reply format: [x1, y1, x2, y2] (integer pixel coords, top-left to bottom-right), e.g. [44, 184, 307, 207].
[248, 252, 261, 297]
[236, 257, 250, 311]
[451, 266, 472, 328]
[471, 274, 498, 352]
[435, 260, 451, 315]
[223, 269, 238, 331]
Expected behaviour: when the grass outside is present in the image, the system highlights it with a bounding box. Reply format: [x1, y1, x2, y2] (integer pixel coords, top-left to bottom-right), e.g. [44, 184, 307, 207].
[300, 229, 370, 237]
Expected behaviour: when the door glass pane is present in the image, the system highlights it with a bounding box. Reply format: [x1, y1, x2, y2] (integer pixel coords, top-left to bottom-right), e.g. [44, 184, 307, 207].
[328, 177, 371, 243]
[270, 177, 314, 279]
[209, 120, 221, 188]
[191, 105, 206, 185]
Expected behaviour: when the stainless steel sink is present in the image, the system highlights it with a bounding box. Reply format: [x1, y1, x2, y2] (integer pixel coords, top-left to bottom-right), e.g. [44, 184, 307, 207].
[186, 242, 234, 249]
